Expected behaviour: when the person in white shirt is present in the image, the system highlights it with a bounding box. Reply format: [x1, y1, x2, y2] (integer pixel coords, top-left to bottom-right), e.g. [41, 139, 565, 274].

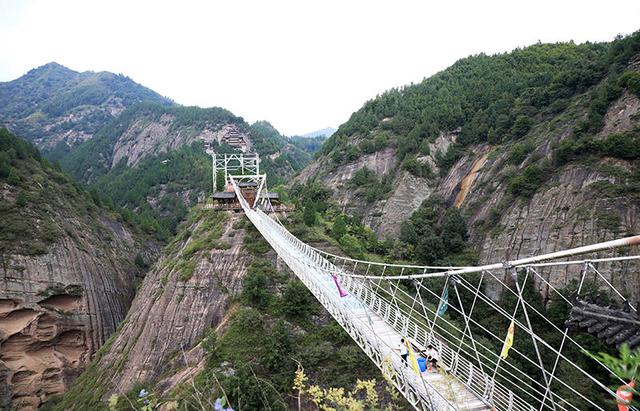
[396, 338, 409, 366]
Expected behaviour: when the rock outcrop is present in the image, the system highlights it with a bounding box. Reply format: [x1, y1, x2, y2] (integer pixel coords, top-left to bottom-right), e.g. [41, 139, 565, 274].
[91, 211, 252, 398]
[0, 130, 156, 409]
[0, 219, 153, 409]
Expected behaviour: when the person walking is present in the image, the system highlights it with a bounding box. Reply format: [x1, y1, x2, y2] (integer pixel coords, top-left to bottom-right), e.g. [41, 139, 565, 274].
[397, 338, 409, 366]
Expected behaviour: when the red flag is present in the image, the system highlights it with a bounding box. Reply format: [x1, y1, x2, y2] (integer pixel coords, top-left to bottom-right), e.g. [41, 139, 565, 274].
[617, 380, 635, 411]
[331, 274, 348, 297]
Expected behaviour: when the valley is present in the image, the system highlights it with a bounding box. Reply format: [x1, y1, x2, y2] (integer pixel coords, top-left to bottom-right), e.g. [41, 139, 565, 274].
[0, 29, 639, 410]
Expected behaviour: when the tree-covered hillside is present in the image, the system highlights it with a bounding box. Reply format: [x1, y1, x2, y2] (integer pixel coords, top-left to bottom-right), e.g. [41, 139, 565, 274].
[50, 106, 315, 240]
[56, 102, 244, 182]
[321, 32, 640, 167]
[0, 62, 173, 149]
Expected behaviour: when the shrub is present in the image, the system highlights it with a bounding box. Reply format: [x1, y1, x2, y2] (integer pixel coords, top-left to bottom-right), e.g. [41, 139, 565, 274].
[243, 268, 269, 309]
[403, 156, 433, 178]
[15, 191, 28, 207]
[179, 259, 196, 282]
[281, 280, 315, 320]
[619, 70, 640, 97]
[511, 115, 534, 138]
[509, 162, 551, 197]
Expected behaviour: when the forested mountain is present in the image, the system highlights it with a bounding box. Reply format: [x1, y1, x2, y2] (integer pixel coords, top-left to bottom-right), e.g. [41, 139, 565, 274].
[0, 63, 317, 240]
[0, 62, 173, 150]
[300, 32, 640, 256]
[0, 129, 156, 408]
[49, 104, 313, 238]
[5, 31, 640, 410]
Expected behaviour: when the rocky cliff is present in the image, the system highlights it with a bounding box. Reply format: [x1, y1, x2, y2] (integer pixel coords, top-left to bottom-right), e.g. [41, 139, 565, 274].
[52, 210, 251, 408]
[0, 129, 156, 409]
[295, 35, 640, 298]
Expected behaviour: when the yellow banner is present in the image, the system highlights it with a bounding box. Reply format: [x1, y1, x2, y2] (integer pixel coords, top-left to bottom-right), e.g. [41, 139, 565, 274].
[500, 321, 515, 359]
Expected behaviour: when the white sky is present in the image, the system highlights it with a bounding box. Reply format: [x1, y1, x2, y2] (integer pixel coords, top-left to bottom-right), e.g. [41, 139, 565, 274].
[0, 1, 639, 136]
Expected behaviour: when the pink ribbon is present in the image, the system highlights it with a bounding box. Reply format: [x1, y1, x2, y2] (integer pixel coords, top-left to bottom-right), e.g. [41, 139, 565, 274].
[332, 274, 348, 297]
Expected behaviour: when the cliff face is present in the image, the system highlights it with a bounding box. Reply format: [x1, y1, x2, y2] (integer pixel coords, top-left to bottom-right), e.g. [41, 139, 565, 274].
[437, 90, 640, 299]
[295, 131, 457, 237]
[0, 130, 156, 409]
[0, 222, 152, 409]
[65, 211, 252, 401]
[295, 59, 640, 297]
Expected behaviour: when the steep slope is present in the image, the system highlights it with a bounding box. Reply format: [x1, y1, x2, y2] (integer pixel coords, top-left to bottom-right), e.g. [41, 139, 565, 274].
[54, 210, 397, 410]
[298, 33, 640, 232]
[0, 129, 157, 409]
[53, 105, 313, 239]
[0, 62, 172, 151]
[294, 32, 640, 301]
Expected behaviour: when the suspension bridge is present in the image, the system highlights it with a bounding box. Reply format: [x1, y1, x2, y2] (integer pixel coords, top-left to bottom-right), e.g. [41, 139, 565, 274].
[211, 152, 639, 411]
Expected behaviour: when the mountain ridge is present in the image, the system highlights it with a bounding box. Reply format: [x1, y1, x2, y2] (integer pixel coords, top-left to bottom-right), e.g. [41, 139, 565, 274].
[0, 62, 173, 151]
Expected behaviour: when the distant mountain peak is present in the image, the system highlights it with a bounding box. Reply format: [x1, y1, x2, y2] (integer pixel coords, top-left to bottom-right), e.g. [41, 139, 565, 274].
[299, 127, 336, 138]
[27, 61, 76, 75]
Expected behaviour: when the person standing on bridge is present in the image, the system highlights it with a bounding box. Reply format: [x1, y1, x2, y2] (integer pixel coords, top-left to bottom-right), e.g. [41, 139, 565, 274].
[396, 338, 409, 366]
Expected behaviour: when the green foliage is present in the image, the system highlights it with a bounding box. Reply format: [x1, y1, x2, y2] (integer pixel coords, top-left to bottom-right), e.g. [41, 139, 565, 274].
[555, 129, 640, 166]
[249, 120, 287, 155]
[403, 156, 433, 178]
[509, 140, 536, 165]
[15, 190, 27, 207]
[134, 253, 148, 269]
[289, 135, 328, 154]
[339, 234, 365, 259]
[0, 129, 130, 257]
[303, 203, 317, 226]
[6, 167, 20, 185]
[587, 344, 640, 408]
[92, 142, 212, 239]
[436, 144, 462, 176]
[178, 259, 196, 282]
[508, 161, 552, 197]
[0, 62, 172, 146]
[331, 214, 348, 240]
[619, 70, 640, 97]
[281, 280, 316, 320]
[322, 34, 640, 166]
[400, 198, 474, 265]
[243, 260, 274, 309]
[348, 167, 393, 203]
[511, 115, 534, 138]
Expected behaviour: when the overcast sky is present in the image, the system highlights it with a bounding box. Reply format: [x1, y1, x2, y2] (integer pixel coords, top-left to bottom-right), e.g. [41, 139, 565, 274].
[0, 1, 639, 135]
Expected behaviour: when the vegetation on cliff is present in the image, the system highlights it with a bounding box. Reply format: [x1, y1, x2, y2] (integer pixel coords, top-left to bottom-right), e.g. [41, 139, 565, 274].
[0, 62, 172, 146]
[322, 31, 640, 169]
[0, 128, 146, 258]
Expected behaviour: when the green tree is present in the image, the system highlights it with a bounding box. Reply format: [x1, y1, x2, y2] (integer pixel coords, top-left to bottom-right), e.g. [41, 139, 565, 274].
[442, 208, 468, 253]
[511, 115, 534, 138]
[0, 152, 10, 178]
[303, 203, 316, 226]
[7, 168, 20, 185]
[243, 268, 269, 309]
[331, 214, 347, 239]
[281, 280, 314, 320]
[15, 190, 27, 206]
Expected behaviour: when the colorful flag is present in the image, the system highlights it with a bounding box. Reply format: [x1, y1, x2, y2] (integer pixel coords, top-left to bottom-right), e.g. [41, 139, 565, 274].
[436, 286, 449, 316]
[331, 274, 348, 298]
[405, 339, 421, 375]
[616, 380, 635, 411]
[500, 321, 515, 359]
